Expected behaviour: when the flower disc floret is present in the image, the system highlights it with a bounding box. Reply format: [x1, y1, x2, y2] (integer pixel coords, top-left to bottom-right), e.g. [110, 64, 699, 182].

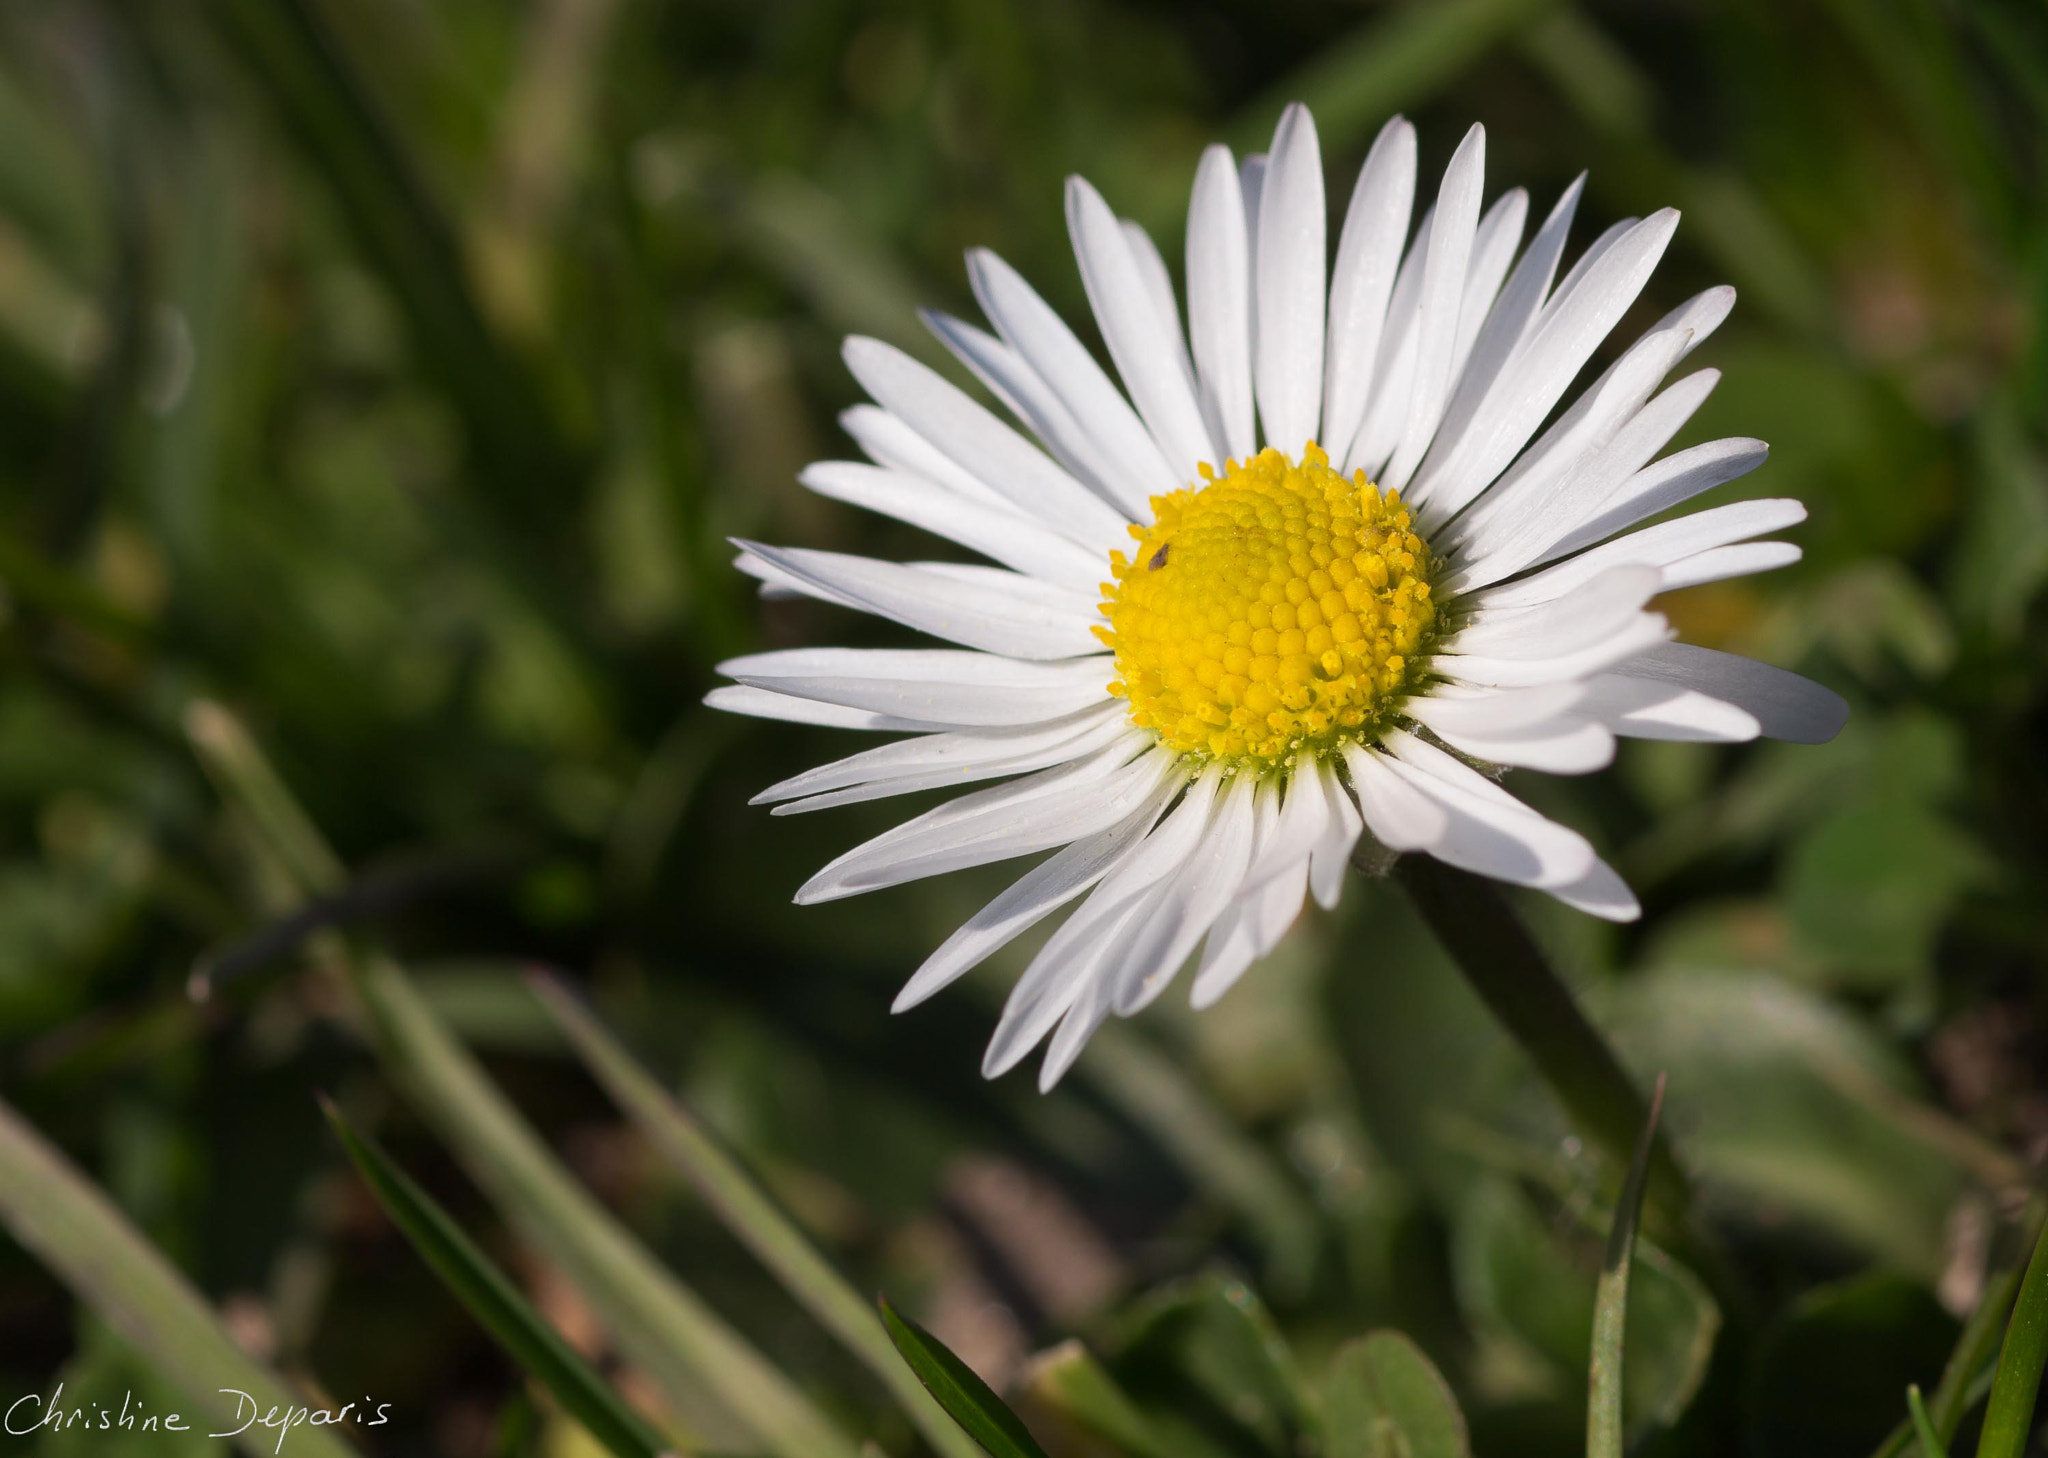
[1099, 443, 1438, 765]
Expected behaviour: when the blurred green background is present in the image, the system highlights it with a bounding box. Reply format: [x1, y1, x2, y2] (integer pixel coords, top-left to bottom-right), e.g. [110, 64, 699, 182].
[2, 0, 2046, 1454]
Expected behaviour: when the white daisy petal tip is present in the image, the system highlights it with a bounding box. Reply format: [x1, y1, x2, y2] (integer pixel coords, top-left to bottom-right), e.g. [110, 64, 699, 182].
[719, 103, 1839, 1083]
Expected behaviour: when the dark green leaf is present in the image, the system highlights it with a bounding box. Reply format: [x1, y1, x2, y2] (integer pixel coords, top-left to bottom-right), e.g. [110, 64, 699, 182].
[1325, 1332, 1469, 1458]
[1450, 1179, 1717, 1437]
[878, 1295, 1050, 1458]
[1978, 1208, 2048, 1458]
[1102, 1272, 1313, 1458]
[319, 1100, 672, 1458]
[1745, 1274, 1957, 1458]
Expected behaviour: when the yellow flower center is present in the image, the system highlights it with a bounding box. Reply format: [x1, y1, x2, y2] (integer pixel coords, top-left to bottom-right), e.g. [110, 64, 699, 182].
[1098, 443, 1438, 766]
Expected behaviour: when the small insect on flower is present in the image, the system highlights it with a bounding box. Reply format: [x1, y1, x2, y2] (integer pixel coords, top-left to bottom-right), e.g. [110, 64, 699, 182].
[711, 103, 1847, 1090]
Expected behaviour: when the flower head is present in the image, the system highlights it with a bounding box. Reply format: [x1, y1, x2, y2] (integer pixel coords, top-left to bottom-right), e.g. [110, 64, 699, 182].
[712, 104, 1847, 1089]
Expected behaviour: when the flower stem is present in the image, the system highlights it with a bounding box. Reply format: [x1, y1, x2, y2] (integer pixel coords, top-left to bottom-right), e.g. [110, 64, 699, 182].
[1392, 854, 1693, 1227]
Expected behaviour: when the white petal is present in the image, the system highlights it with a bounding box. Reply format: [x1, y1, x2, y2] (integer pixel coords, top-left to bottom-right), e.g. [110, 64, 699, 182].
[1321, 117, 1416, 465]
[1537, 215, 1636, 320]
[1341, 743, 1448, 852]
[1111, 774, 1260, 1014]
[985, 769, 1220, 1074]
[1039, 964, 1122, 1090]
[1240, 154, 1267, 240]
[1443, 322, 1700, 581]
[920, 307, 1132, 510]
[756, 704, 1118, 802]
[800, 461, 1106, 590]
[1437, 612, 1672, 688]
[1383, 124, 1486, 490]
[1451, 186, 1529, 380]
[1448, 564, 1664, 658]
[1519, 371, 1730, 563]
[843, 337, 1130, 547]
[1401, 681, 1583, 734]
[1417, 714, 1617, 774]
[1536, 435, 1768, 566]
[1254, 104, 1327, 455]
[719, 647, 1116, 728]
[1187, 145, 1258, 464]
[1205, 862, 1313, 1003]
[1414, 210, 1680, 524]
[1067, 176, 1219, 482]
[1122, 217, 1198, 391]
[892, 772, 1181, 1011]
[839, 404, 1014, 510]
[1417, 175, 1584, 486]
[1188, 778, 1284, 1008]
[1438, 285, 1736, 555]
[1380, 731, 1596, 887]
[762, 706, 1134, 814]
[735, 548, 856, 608]
[1002, 891, 1145, 1082]
[1604, 642, 1847, 743]
[1544, 857, 1641, 921]
[1306, 757, 1364, 909]
[703, 684, 929, 732]
[965, 249, 1178, 515]
[1472, 498, 1807, 608]
[1659, 540, 1801, 590]
[733, 541, 1101, 660]
[1573, 675, 1762, 742]
[1342, 205, 1432, 476]
[799, 744, 1176, 903]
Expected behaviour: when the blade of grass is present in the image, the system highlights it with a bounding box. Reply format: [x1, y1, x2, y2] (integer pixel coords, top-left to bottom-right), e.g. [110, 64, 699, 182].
[1587, 1073, 1668, 1458]
[1867, 1198, 2044, 1458]
[1978, 1205, 2048, 1458]
[1391, 857, 1691, 1228]
[185, 701, 861, 1458]
[878, 1295, 1050, 1458]
[527, 971, 984, 1458]
[320, 1099, 674, 1458]
[0, 1097, 361, 1458]
[1906, 1386, 1949, 1458]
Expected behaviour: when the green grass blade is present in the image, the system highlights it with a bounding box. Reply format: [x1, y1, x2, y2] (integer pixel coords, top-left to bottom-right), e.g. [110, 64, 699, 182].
[320, 1100, 674, 1458]
[1393, 857, 1691, 1229]
[1906, 1385, 1949, 1458]
[186, 703, 861, 1458]
[878, 1296, 1050, 1458]
[528, 972, 983, 1458]
[1978, 1206, 2048, 1458]
[0, 1097, 361, 1458]
[1587, 1073, 1668, 1458]
[1933, 1200, 2043, 1432]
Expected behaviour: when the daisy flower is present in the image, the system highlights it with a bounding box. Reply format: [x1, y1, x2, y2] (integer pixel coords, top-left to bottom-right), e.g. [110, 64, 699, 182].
[709, 104, 1847, 1089]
